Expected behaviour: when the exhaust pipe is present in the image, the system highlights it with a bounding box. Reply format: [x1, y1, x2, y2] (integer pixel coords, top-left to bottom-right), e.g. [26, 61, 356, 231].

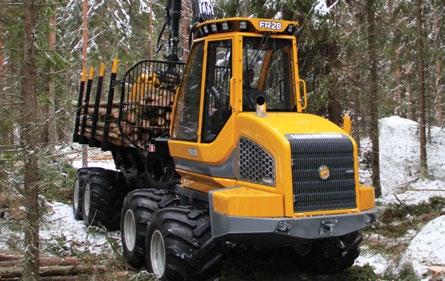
[256, 95, 267, 117]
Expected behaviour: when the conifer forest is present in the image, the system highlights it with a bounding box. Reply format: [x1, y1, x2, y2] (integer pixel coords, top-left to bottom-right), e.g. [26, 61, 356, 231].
[0, 0, 444, 280]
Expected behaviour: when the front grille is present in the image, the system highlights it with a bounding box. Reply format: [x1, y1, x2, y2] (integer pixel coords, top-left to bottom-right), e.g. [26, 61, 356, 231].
[239, 138, 275, 186]
[288, 135, 357, 212]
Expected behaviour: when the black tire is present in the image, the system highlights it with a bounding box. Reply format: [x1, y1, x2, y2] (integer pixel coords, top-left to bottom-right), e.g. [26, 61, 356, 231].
[292, 231, 362, 274]
[121, 189, 179, 268]
[145, 207, 223, 281]
[72, 167, 104, 220]
[82, 169, 128, 230]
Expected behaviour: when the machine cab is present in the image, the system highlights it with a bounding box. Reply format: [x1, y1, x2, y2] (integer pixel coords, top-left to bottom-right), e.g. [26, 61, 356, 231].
[168, 18, 305, 193]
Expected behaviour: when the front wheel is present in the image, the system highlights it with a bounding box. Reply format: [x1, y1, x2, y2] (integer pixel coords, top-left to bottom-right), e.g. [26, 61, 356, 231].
[292, 231, 363, 274]
[146, 207, 223, 281]
[121, 189, 179, 268]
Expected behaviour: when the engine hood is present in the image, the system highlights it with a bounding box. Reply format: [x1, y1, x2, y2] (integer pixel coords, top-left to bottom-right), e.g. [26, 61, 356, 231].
[235, 112, 348, 140]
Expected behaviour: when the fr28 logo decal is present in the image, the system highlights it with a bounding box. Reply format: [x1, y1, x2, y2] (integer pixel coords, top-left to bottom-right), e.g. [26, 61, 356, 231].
[259, 21, 282, 30]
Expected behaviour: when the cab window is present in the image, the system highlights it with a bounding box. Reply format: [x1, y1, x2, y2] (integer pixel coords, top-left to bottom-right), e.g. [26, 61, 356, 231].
[172, 42, 204, 141]
[202, 40, 232, 143]
[243, 37, 295, 111]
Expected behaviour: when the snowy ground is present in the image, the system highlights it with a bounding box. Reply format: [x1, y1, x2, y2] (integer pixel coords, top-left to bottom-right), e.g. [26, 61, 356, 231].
[1, 116, 444, 279]
[355, 116, 445, 279]
[40, 201, 121, 255]
[59, 144, 116, 171]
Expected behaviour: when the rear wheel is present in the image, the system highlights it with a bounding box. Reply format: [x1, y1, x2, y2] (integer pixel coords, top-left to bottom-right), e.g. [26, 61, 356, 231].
[145, 207, 223, 281]
[72, 168, 103, 220]
[82, 169, 128, 230]
[121, 189, 179, 268]
[292, 232, 362, 274]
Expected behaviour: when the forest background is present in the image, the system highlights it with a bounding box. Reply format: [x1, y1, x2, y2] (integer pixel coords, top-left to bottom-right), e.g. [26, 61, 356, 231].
[0, 0, 443, 280]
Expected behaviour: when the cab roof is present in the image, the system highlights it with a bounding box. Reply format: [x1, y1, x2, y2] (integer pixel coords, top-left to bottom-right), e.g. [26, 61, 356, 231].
[193, 17, 299, 38]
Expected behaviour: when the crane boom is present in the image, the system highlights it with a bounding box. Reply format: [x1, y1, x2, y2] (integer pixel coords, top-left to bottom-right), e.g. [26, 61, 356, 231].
[159, 0, 215, 61]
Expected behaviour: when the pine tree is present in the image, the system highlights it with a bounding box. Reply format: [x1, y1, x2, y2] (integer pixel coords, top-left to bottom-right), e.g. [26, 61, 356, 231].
[81, 0, 89, 167]
[433, 0, 443, 126]
[416, 0, 428, 177]
[366, 0, 381, 196]
[21, 0, 41, 279]
[47, 7, 57, 152]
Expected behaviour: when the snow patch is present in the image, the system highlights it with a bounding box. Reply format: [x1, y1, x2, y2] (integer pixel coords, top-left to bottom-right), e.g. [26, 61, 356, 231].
[41, 201, 120, 255]
[72, 159, 116, 170]
[378, 116, 445, 204]
[355, 251, 389, 275]
[399, 216, 445, 279]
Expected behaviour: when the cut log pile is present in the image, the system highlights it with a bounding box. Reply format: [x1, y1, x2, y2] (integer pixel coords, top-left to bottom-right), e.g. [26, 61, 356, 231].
[75, 70, 177, 149]
[0, 250, 132, 280]
[78, 97, 173, 148]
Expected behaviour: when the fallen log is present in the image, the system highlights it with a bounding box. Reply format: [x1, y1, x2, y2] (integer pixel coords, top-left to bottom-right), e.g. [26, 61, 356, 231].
[0, 257, 80, 268]
[87, 108, 120, 119]
[2, 277, 82, 281]
[0, 265, 108, 278]
[87, 101, 120, 108]
[0, 252, 21, 262]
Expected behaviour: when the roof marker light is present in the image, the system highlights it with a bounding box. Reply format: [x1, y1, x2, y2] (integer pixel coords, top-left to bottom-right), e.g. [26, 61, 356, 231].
[203, 25, 209, 34]
[211, 23, 218, 33]
[240, 21, 248, 30]
[222, 22, 229, 31]
[287, 25, 294, 34]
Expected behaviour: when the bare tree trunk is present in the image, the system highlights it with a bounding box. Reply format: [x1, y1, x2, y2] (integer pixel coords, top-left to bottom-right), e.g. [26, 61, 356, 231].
[433, 7, 443, 126]
[416, 0, 428, 178]
[325, 3, 342, 126]
[47, 11, 57, 153]
[81, 0, 89, 167]
[366, 0, 381, 196]
[0, 12, 12, 147]
[0, 25, 3, 81]
[147, 0, 153, 59]
[21, 1, 40, 280]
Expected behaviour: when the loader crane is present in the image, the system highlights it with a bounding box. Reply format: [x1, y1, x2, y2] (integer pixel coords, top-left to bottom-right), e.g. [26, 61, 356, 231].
[71, 1, 376, 280]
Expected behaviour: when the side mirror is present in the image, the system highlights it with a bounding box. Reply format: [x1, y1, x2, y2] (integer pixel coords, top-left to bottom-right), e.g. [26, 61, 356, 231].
[297, 79, 307, 111]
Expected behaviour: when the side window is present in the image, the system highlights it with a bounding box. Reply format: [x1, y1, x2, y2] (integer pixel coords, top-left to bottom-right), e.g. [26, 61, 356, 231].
[202, 40, 232, 143]
[172, 42, 204, 141]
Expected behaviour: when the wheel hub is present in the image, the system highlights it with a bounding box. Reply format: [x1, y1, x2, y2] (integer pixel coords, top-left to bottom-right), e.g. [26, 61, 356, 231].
[123, 209, 137, 251]
[150, 230, 166, 278]
[83, 183, 91, 217]
[293, 241, 312, 256]
[73, 179, 80, 210]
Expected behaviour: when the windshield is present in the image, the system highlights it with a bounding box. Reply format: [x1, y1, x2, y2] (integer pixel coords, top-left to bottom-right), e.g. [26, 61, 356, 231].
[243, 37, 296, 112]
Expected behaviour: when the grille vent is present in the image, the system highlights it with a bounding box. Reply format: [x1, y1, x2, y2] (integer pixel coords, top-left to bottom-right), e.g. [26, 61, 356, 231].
[239, 138, 275, 186]
[289, 135, 357, 212]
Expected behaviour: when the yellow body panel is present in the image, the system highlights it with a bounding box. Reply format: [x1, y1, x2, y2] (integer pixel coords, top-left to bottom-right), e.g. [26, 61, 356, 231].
[177, 169, 236, 193]
[129, 73, 160, 102]
[168, 23, 375, 219]
[88, 66, 95, 80]
[111, 58, 119, 74]
[212, 187, 284, 217]
[81, 67, 87, 82]
[99, 62, 106, 77]
[359, 185, 375, 210]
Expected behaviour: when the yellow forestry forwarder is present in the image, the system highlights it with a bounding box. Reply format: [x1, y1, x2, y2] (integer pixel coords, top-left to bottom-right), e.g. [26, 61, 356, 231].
[72, 0, 376, 280]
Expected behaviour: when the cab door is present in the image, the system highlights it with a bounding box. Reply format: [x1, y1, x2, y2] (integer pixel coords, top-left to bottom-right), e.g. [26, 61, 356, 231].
[169, 37, 237, 192]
